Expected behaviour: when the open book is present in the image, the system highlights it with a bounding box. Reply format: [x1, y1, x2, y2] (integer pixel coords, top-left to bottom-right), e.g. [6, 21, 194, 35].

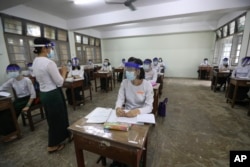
[85, 107, 155, 124]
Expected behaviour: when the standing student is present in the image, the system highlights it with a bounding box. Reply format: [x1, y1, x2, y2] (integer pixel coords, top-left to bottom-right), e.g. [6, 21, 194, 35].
[0, 64, 36, 142]
[65, 57, 84, 105]
[32, 37, 71, 153]
[115, 57, 154, 117]
[99, 58, 112, 91]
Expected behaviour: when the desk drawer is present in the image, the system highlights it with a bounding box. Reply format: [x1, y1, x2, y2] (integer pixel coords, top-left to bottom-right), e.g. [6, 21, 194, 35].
[74, 134, 142, 165]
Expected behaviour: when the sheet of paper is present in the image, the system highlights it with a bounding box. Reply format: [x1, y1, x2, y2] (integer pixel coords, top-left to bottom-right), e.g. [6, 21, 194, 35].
[137, 114, 155, 124]
[85, 107, 112, 123]
[0, 91, 11, 97]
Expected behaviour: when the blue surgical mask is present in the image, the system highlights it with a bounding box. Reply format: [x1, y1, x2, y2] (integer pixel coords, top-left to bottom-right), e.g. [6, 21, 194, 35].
[126, 71, 136, 81]
[47, 50, 55, 59]
[153, 61, 158, 66]
[104, 62, 108, 66]
[7, 71, 20, 78]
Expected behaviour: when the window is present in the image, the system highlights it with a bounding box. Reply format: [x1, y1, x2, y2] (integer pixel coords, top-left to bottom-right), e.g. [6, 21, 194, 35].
[57, 42, 70, 65]
[216, 29, 222, 39]
[89, 37, 95, 46]
[75, 34, 81, 43]
[95, 39, 100, 46]
[230, 33, 243, 65]
[223, 25, 228, 37]
[26, 23, 41, 37]
[83, 36, 89, 45]
[57, 29, 67, 41]
[237, 15, 245, 32]
[3, 18, 22, 35]
[44, 26, 55, 40]
[229, 21, 235, 35]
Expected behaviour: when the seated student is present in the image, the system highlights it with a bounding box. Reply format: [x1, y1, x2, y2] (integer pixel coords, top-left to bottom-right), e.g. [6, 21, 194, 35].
[198, 58, 211, 79]
[152, 57, 161, 73]
[0, 64, 36, 142]
[214, 57, 231, 90]
[143, 59, 158, 84]
[158, 57, 166, 73]
[86, 59, 94, 69]
[99, 58, 112, 91]
[228, 56, 250, 100]
[27, 62, 34, 76]
[66, 59, 72, 72]
[115, 57, 154, 118]
[117, 58, 126, 82]
[65, 57, 84, 105]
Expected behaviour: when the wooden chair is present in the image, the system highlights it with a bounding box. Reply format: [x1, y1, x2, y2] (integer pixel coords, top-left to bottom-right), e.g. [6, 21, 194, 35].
[82, 72, 92, 101]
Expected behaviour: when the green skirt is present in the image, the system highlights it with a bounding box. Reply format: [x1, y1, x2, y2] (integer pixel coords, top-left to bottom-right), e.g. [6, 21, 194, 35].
[40, 87, 70, 147]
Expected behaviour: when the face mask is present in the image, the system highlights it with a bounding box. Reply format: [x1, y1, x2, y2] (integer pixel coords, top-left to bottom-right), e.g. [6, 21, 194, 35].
[153, 61, 158, 66]
[7, 71, 20, 78]
[143, 64, 150, 70]
[159, 59, 162, 62]
[204, 60, 208, 64]
[223, 61, 228, 65]
[47, 50, 55, 59]
[104, 62, 108, 66]
[89, 61, 92, 64]
[126, 71, 136, 81]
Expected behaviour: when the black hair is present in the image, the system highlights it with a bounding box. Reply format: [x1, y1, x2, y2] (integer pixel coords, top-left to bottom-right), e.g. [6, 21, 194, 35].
[33, 37, 51, 54]
[72, 65, 81, 70]
[144, 58, 152, 64]
[127, 57, 145, 80]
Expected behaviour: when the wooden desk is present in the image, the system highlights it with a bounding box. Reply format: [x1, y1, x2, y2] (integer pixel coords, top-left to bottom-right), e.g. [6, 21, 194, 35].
[84, 68, 94, 80]
[0, 97, 21, 142]
[68, 118, 150, 167]
[94, 72, 113, 92]
[198, 66, 212, 80]
[152, 83, 160, 116]
[113, 68, 124, 82]
[226, 77, 250, 108]
[211, 71, 230, 92]
[63, 79, 85, 110]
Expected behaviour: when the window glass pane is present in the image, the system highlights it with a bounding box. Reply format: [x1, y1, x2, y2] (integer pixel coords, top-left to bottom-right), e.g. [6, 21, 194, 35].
[58, 29, 67, 41]
[95, 47, 102, 63]
[44, 26, 55, 39]
[76, 35, 81, 43]
[4, 18, 22, 35]
[237, 15, 245, 32]
[26, 23, 41, 37]
[83, 36, 89, 44]
[229, 21, 235, 35]
[90, 38, 95, 46]
[95, 39, 100, 46]
[223, 25, 228, 37]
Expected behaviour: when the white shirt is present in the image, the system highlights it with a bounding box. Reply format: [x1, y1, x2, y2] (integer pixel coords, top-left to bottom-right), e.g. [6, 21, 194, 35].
[115, 79, 154, 114]
[0, 77, 36, 99]
[100, 64, 112, 72]
[33, 57, 64, 92]
[67, 68, 84, 79]
[231, 65, 250, 78]
[145, 69, 158, 83]
[152, 64, 161, 73]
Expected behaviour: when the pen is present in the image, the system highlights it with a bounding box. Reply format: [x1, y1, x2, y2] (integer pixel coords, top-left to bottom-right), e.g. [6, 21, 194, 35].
[128, 140, 138, 144]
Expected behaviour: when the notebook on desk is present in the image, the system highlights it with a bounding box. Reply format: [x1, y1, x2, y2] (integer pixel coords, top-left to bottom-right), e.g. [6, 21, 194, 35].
[85, 107, 155, 124]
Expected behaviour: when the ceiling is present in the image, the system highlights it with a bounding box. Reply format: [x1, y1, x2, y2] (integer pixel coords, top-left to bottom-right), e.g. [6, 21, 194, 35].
[1, 0, 250, 38]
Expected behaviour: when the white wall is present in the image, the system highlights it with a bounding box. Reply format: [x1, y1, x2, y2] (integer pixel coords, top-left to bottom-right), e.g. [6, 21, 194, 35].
[102, 31, 215, 78]
[0, 18, 10, 85]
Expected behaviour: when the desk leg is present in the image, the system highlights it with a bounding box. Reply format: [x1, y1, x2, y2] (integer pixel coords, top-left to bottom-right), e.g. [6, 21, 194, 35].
[106, 77, 108, 93]
[94, 77, 97, 92]
[214, 77, 218, 92]
[231, 84, 238, 108]
[74, 144, 85, 167]
[71, 87, 76, 111]
[142, 137, 148, 167]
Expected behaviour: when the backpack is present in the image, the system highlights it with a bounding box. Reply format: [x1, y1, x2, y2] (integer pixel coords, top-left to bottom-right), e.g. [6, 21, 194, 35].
[158, 98, 168, 117]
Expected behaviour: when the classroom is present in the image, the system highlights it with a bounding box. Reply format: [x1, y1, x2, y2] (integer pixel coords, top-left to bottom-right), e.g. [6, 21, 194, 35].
[1, 0, 250, 167]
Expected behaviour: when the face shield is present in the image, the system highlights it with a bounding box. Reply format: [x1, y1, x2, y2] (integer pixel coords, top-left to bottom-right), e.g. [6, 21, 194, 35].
[33, 42, 58, 61]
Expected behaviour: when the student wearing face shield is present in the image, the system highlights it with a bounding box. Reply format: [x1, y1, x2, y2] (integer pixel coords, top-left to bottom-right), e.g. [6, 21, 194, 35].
[115, 57, 154, 118]
[32, 37, 71, 153]
[0, 64, 36, 142]
[143, 59, 158, 84]
[152, 57, 161, 73]
[228, 57, 250, 100]
[99, 58, 112, 91]
[65, 57, 84, 105]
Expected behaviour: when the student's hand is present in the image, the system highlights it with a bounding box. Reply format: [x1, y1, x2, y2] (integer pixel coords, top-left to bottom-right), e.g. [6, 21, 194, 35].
[116, 107, 126, 117]
[125, 109, 140, 117]
[22, 106, 29, 112]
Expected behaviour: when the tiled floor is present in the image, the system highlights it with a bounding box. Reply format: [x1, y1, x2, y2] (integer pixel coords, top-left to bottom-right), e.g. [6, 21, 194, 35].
[1, 78, 250, 167]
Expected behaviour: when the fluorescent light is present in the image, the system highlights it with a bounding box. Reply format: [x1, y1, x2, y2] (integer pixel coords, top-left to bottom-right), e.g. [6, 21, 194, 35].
[73, 0, 98, 5]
